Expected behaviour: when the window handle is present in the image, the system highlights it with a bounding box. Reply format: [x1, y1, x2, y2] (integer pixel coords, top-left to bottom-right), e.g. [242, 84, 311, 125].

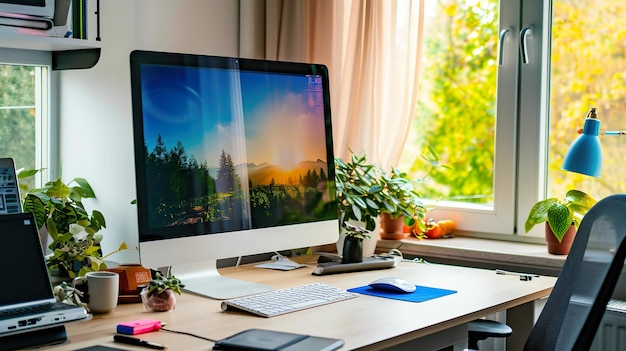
[498, 28, 511, 66]
[520, 25, 534, 64]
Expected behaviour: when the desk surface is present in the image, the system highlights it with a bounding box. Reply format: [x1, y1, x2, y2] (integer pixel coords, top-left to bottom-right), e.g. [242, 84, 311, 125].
[41, 258, 556, 351]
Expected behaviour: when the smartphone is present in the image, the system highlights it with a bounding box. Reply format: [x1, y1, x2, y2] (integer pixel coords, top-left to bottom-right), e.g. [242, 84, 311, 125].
[0, 158, 22, 214]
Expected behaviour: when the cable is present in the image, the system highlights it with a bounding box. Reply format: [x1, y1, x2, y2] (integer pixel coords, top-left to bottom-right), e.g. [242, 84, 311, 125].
[385, 248, 429, 264]
[161, 327, 218, 343]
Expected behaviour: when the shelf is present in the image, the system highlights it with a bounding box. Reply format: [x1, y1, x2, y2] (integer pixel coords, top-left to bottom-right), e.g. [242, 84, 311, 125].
[0, 31, 100, 51]
[0, 32, 101, 70]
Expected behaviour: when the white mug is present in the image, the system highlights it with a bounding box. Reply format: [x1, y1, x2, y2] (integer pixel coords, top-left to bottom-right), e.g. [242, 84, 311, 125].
[72, 271, 119, 313]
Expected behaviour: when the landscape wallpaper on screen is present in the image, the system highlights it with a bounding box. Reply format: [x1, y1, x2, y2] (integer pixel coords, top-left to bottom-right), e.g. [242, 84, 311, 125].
[139, 64, 336, 235]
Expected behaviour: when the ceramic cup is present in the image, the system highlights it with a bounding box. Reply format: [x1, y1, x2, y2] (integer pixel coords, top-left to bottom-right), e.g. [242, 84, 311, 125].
[72, 271, 119, 313]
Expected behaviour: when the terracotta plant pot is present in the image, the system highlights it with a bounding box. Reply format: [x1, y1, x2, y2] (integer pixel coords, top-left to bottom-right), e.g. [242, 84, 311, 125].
[545, 222, 576, 255]
[379, 213, 406, 240]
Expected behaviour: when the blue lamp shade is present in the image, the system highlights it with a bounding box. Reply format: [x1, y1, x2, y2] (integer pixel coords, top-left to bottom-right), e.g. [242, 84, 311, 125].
[562, 117, 603, 177]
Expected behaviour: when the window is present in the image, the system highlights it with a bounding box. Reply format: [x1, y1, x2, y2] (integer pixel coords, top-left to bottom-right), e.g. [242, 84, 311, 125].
[399, 0, 523, 236]
[400, 0, 624, 240]
[0, 48, 54, 188]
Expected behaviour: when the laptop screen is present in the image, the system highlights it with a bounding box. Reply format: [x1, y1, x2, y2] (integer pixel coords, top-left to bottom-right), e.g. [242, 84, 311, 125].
[0, 158, 22, 215]
[0, 213, 54, 308]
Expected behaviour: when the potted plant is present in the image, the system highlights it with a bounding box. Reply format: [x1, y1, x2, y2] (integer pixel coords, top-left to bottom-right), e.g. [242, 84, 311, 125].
[340, 222, 371, 263]
[18, 169, 127, 278]
[141, 271, 185, 312]
[335, 152, 383, 233]
[376, 167, 428, 239]
[524, 189, 597, 254]
[335, 151, 428, 242]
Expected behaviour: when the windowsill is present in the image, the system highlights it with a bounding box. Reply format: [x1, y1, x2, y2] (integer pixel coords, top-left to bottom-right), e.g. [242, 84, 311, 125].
[376, 236, 566, 276]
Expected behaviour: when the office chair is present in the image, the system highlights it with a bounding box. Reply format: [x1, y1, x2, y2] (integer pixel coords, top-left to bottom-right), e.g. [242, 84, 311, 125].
[467, 194, 626, 351]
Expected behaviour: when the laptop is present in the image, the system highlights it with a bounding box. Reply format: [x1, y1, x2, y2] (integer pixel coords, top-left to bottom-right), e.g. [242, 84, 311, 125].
[0, 212, 91, 337]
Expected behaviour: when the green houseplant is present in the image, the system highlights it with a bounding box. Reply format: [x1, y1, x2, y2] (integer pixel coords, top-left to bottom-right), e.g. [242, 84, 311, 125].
[334, 151, 427, 238]
[376, 167, 428, 239]
[18, 169, 126, 278]
[525, 189, 597, 252]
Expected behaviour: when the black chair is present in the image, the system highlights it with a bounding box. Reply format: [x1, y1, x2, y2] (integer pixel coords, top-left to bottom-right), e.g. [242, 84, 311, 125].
[467, 194, 626, 350]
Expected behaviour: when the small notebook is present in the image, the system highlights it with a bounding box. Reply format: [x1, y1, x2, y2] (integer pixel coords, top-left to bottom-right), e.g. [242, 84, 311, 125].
[213, 329, 344, 351]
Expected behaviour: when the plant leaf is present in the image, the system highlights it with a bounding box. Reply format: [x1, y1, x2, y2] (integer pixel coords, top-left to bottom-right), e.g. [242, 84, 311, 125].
[525, 198, 558, 232]
[565, 189, 596, 206]
[72, 177, 96, 198]
[547, 204, 573, 242]
[22, 194, 46, 230]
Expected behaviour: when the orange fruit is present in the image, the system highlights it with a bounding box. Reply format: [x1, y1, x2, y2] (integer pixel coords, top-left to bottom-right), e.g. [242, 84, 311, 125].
[425, 222, 444, 239]
[437, 220, 456, 235]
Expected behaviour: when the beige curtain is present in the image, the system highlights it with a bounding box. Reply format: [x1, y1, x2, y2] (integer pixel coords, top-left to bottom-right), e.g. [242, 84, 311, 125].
[239, 0, 424, 169]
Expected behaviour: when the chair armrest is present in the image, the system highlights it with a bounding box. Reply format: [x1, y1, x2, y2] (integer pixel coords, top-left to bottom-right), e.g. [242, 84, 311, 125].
[468, 319, 513, 337]
[467, 319, 512, 350]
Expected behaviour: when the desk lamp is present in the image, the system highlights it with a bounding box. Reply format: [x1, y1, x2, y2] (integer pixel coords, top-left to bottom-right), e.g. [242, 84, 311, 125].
[562, 107, 626, 177]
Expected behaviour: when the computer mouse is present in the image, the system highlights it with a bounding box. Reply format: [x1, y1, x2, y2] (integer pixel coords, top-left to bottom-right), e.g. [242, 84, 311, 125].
[368, 277, 416, 293]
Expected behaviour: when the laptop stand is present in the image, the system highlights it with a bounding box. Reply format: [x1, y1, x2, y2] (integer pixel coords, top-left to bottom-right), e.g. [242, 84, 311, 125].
[0, 325, 67, 351]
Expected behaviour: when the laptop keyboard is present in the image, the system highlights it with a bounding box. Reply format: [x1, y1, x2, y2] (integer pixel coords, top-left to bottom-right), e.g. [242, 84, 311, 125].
[0, 303, 76, 320]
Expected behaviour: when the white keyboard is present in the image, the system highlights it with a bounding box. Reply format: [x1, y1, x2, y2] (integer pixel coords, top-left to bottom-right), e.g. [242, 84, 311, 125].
[220, 283, 359, 317]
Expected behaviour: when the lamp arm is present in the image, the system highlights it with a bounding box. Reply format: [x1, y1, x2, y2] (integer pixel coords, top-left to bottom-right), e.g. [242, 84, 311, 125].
[576, 129, 626, 136]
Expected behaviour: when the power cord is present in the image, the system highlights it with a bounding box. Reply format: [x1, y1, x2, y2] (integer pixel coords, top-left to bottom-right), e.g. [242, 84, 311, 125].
[161, 327, 218, 343]
[381, 248, 429, 264]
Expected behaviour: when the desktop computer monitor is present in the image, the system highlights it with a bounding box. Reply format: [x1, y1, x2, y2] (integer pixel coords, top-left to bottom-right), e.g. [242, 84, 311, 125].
[129, 50, 339, 299]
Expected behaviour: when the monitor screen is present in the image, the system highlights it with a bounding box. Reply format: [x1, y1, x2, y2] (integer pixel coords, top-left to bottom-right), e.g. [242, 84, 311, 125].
[130, 50, 338, 299]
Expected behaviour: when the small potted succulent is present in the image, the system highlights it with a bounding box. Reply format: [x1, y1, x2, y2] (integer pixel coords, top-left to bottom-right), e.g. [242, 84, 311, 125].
[524, 189, 597, 254]
[141, 271, 185, 312]
[340, 222, 370, 263]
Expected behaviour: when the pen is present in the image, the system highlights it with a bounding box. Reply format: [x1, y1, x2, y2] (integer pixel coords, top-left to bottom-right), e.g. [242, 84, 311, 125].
[496, 269, 540, 280]
[114, 334, 168, 350]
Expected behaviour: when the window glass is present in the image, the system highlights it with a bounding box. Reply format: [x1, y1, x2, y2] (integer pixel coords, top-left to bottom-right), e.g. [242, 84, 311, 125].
[398, 0, 499, 206]
[398, 0, 521, 235]
[548, 0, 626, 201]
[0, 63, 48, 189]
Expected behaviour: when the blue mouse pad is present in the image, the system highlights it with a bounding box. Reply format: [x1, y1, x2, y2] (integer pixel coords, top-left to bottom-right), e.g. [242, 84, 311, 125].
[347, 285, 457, 302]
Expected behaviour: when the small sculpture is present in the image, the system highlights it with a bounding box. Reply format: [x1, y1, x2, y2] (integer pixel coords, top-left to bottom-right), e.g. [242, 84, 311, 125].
[52, 281, 88, 309]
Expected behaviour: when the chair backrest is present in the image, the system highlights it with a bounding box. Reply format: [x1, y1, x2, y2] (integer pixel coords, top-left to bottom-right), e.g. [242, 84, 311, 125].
[524, 194, 626, 351]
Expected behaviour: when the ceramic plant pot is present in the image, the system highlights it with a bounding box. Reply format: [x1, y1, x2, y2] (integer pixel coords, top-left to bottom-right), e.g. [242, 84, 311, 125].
[336, 219, 377, 258]
[341, 235, 363, 263]
[141, 288, 176, 312]
[545, 222, 576, 255]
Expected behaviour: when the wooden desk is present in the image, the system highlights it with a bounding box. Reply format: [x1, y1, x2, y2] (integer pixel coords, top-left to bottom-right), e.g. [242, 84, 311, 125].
[41, 260, 556, 351]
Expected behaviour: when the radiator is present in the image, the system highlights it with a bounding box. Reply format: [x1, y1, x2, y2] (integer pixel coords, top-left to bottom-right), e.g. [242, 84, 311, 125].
[590, 300, 626, 351]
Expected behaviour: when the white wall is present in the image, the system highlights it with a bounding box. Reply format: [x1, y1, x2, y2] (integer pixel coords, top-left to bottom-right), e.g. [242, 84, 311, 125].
[58, 0, 239, 262]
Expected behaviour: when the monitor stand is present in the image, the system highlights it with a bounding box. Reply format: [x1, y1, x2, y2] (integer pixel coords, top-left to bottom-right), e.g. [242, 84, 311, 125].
[171, 260, 273, 300]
